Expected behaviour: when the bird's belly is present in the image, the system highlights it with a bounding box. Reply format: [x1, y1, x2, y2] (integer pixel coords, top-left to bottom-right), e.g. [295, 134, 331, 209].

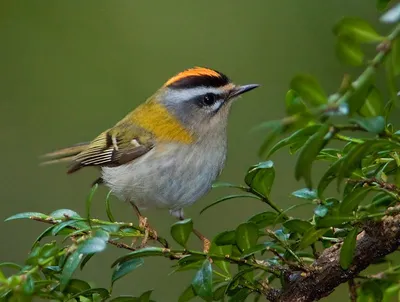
[101, 143, 226, 210]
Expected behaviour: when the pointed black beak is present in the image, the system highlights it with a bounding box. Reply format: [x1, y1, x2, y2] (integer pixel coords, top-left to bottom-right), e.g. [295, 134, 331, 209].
[229, 84, 260, 99]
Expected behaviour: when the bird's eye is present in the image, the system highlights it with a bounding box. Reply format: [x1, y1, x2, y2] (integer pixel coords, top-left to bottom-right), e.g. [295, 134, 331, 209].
[202, 93, 216, 106]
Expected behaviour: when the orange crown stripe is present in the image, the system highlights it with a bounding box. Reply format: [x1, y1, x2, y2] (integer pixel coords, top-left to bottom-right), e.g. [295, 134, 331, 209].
[163, 67, 222, 87]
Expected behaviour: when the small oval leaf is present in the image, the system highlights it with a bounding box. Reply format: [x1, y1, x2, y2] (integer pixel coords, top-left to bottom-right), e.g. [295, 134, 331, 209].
[290, 74, 327, 106]
[192, 259, 213, 299]
[171, 219, 193, 248]
[283, 219, 313, 234]
[214, 231, 236, 246]
[111, 247, 165, 267]
[333, 17, 383, 43]
[299, 227, 328, 250]
[340, 187, 372, 214]
[235, 223, 259, 252]
[5, 212, 47, 222]
[340, 228, 358, 270]
[336, 36, 364, 66]
[295, 124, 330, 188]
[292, 188, 317, 200]
[245, 161, 275, 197]
[248, 211, 283, 228]
[60, 251, 83, 291]
[112, 258, 144, 286]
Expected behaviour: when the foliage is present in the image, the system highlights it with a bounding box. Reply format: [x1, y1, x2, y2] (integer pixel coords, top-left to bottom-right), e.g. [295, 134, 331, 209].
[1, 2, 400, 301]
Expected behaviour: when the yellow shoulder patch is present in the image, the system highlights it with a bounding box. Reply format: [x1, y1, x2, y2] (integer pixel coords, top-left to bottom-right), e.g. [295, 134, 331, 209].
[129, 101, 194, 144]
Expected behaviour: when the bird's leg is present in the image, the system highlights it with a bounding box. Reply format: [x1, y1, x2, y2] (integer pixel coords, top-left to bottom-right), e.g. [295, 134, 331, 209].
[170, 209, 211, 253]
[130, 202, 158, 248]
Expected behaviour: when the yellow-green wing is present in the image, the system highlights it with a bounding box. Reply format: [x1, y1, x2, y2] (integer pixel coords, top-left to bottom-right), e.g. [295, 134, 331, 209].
[67, 123, 154, 173]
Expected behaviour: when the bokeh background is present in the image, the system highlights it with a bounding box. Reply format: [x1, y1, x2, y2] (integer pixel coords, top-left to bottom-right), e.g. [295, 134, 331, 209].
[0, 1, 393, 301]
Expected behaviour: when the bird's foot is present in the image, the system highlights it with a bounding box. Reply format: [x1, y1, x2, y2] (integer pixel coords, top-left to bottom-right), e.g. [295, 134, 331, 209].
[202, 237, 211, 254]
[193, 228, 210, 253]
[138, 215, 158, 248]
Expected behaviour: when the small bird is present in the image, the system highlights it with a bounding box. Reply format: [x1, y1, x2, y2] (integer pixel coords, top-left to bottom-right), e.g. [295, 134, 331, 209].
[42, 67, 259, 251]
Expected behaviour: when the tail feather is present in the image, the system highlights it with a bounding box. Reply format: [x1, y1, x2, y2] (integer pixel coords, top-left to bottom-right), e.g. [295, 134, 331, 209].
[40, 142, 89, 168]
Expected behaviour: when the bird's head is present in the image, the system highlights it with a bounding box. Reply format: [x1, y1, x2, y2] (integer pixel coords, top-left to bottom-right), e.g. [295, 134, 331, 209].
[155, 67, 259, 138]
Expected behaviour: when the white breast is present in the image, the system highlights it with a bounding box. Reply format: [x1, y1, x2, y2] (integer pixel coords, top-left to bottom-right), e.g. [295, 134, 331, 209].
[101, 140, 227, 211]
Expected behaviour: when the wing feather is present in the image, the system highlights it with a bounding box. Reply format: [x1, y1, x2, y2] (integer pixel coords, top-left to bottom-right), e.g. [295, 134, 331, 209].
[67, 124, 154, 173]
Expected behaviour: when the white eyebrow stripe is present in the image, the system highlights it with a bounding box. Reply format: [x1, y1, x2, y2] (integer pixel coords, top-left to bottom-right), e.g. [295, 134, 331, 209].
[165, 86, 226, 103]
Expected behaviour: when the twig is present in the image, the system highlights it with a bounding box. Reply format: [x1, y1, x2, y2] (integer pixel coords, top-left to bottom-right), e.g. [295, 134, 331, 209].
[30, 215, 169, 249]
[348, 279, 358, 302]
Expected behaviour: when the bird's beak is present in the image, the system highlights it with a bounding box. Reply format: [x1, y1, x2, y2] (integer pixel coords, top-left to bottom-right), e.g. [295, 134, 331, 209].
[228, 84, 260, 99]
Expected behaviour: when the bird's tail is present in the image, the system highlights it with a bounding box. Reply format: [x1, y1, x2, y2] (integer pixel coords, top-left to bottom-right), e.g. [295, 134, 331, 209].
[40, 142, 89, 166]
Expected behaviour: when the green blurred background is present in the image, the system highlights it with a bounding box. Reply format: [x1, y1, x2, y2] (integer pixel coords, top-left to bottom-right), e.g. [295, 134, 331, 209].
[0, 1, 391, 300]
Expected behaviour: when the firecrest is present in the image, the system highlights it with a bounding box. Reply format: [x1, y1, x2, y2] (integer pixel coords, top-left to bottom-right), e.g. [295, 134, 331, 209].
[42, 67, 259, 251]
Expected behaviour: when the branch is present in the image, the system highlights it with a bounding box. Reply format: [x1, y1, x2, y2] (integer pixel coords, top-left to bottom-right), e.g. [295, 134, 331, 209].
[270, 207, 400, 302]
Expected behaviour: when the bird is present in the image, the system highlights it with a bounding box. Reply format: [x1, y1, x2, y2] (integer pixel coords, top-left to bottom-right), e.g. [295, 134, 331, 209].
[41, 66, 259, 252]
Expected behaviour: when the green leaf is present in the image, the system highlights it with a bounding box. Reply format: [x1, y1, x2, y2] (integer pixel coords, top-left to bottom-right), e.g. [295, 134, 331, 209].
[0, 262, 22, 271]
[316, 216, 354, 228]
[241, 242, 277, 258]
[51, 220, 77, 235]
[380, 3, 400, 23]
[138, 290, 154, 302]
[314, 205, 329, 217]
[335, 35, 364, 66]
[178, 285, 196, 302]
[267, 125, 322, 158]
[392, 38, 400, 76]
[50, 209, 80, 219]
[245, 160, 275, 197]
[213, 283, 229, 300]
[340, 187, 372, 214]
[377, 0, 392, 11]
[22, 275, 35, 295]
[170, 219, 193, 248]
[283, 219, 312, 234]
[109, 296, 140, 302]
[290, 74, 327, 106]
[5, 212, 47, 222]
[86, 184, 98, 227]
[295, 124, 330, 188]
[350, 116, 385, 134]
[78, 238, 107, 254]
[339, 140, 398, 182]
[105, 191, 116, 222]
[112, 258, 144, 286]
[333, 17, 383, 43]
[94, 229, 110, 241]
[60, 250, 83, 291]
[248, 211, 283, 228]
[235, 223, 259, 252]
[80, 253, 95, 270]
[291, 188, 317, 200]
[214, 231, 236, 246]
[212, 181, 244, 189]
[192, 259, 213, 299]
[209, 242, 231, 276]
[112, 247, 165, 267]
[68, 288, 110, 300]
[285, 89, 307, 115]
[64, 279, 91, 294]
[200, 194, 260, 214]
[359, 86, 383, 117]
[317, 159, 343, 198]
[299, 227, 328, 249]
[340, 228, 358, 269]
